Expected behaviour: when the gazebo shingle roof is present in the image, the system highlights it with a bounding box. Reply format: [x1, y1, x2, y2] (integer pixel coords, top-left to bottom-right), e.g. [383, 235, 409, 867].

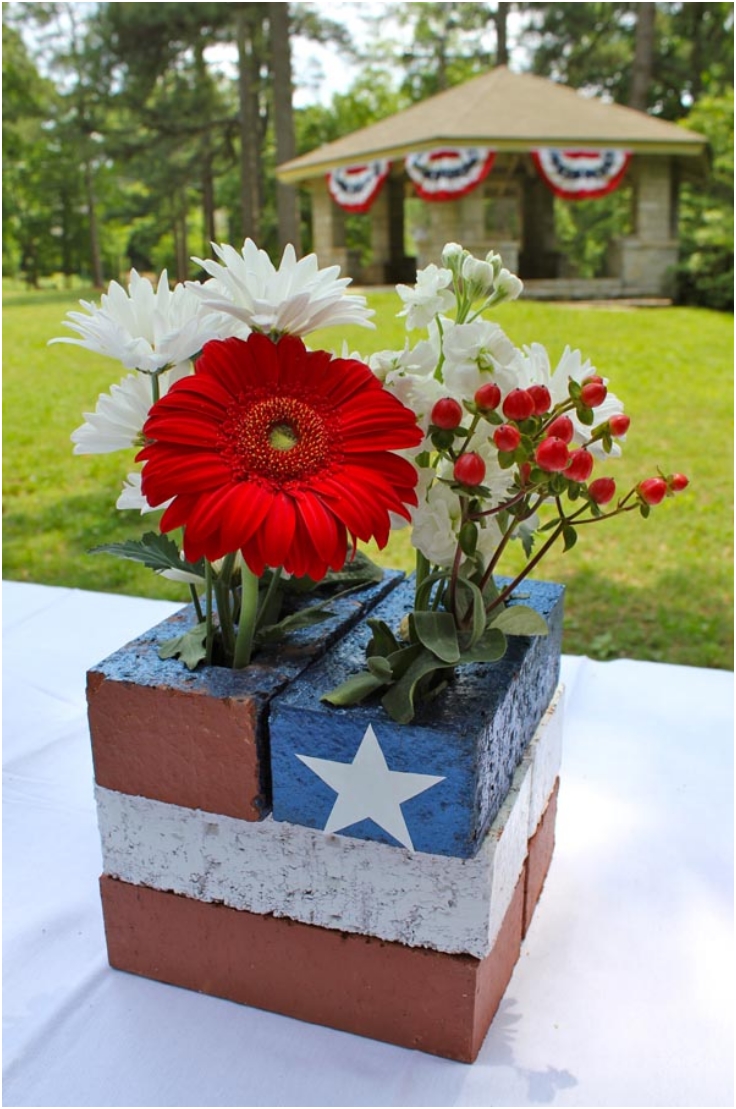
[277, 67, 706, 182]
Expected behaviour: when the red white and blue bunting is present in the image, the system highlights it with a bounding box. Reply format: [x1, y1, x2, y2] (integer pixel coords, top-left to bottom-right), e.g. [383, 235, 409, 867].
[405, 147, 496, 202]
[531, 148, 631, 200]
[327, 161, 391, 212]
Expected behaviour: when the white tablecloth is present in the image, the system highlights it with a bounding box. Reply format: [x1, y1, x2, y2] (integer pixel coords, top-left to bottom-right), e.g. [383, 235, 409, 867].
[3, 580, 733, 1108]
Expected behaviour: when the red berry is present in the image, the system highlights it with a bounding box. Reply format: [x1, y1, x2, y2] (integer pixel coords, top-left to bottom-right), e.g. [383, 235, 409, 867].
[588, 477, 616, 505]
[609, 414, 631, 437]
[638, 477, 668, 506]
[545, 415, 574, 444]
[566, 448, 594, 483]
[502, 388, 535, 422]
[454, 452, 486, 486]
[585, 374, 604, 384]
[474, 382, 501, 411]
[669, 473, 689, 492]
[519, 462, 532, 486]
[431, 398, 463, 430]
[528, 384, 552, 415]
[580, 381, 608, 408]
[493, 424, 521, 452]
[535, 437, 570, 473]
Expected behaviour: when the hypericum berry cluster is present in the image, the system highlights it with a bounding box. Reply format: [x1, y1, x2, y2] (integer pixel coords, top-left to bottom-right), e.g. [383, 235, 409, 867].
[427, 368, 689, 558]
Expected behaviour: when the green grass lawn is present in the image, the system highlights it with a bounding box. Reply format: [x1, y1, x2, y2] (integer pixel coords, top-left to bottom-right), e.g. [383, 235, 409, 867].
[3, 283, 733, 669]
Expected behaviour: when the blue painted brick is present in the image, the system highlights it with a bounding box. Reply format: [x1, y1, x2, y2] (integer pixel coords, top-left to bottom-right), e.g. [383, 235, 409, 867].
[269, 576, 564, 859]
[87, 570, 404, 821]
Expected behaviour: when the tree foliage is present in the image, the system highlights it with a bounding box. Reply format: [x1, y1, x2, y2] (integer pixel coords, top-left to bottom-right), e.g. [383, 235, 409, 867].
[2, 1, 732, 308]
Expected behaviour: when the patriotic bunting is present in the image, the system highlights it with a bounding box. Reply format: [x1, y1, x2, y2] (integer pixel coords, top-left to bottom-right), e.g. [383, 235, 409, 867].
[405, 147, 496, 201]
[532, 148, 631, 200]
[327, 160, 391, 212]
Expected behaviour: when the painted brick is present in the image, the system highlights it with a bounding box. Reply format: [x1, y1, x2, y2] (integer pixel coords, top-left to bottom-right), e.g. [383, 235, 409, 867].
[522, 687, 564, 837]
[87, 573, 402, 820]
[98, 867, 527, 1064]
[270, 576, 564, 857]
[523, 778, 559, 937]
[94, 687, 562, 959]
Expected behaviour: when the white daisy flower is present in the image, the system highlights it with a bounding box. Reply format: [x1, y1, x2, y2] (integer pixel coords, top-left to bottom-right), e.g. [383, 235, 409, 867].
[116, 472, 171, 514]
[188, 239, 374, 336]
[51, 270, 224, 373]
[72, 363, 191, 455]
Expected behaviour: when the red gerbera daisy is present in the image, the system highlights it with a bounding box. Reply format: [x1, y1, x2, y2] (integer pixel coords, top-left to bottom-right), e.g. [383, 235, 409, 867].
[138, 333, 423, 580]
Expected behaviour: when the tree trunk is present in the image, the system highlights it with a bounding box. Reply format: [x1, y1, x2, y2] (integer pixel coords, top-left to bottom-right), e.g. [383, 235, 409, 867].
[269, 2, 300, 251]
[174, 195, 189, 283]
[84, 159, 104, 288]
[629, 2, 656, 111]
[236, 5, 261, 240]
[194, 36, 217, 252]
[494, 2, 509, 67]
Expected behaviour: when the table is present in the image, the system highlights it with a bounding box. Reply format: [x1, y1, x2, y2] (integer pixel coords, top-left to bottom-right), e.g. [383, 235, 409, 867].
[3, 581, 733, 1108]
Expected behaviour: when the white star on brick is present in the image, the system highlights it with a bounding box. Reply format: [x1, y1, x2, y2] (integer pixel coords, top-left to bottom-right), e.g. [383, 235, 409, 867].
[295, 724, 445, 851]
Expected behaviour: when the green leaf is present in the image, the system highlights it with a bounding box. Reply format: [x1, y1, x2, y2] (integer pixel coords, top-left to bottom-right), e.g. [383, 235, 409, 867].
[414, 569, 451, 612]
[562, 524, 578, 551]
[381, 649, 451, 724]
[91, 531, 205, 579]
[256, 606, 335, 643]
[367, 655, 393, 681]
[366, 618, 400, 658]
[385, 642, 425, 680]
[455, 574, 487, 648]
[459, 521, 478, 557]
[411, 610, 461, 664]
[158, 623, 208, 670]
[490, 605, 549, 637]
[459, 627, 507, 663]
[321, 670, 388, 707]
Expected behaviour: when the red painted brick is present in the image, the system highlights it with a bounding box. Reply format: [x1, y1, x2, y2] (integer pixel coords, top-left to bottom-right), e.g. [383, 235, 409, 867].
[99, 868, 526, 1063]
[88, 672, 266, 821]
[523, 777, 559, 937]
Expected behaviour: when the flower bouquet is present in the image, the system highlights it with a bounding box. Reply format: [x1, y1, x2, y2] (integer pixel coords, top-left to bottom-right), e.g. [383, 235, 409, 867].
[59, 240, 687, 1061]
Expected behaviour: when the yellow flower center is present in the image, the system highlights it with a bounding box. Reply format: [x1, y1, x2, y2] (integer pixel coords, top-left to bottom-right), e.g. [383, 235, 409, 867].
[222, 394, 333, 483]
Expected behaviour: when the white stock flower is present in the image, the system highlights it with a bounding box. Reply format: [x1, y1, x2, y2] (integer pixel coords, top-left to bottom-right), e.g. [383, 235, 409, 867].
[441, 318, 522, 398]
[72, 363, 191, 455]
[521, 343, 626, 456]
[369, 341, 443, 431]
[51, 271, 218, 372]
[410, 479, 462, 567]
[491, 268, 524, 304]
[461, 255, 496, 301]
[188, 239, 374, 336]
[397, 264, 455, 329]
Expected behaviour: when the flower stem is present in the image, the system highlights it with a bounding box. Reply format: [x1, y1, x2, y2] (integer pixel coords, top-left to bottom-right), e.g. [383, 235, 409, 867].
[233, 564, 260, 669]
[257, 567, 282, 628]
[205, 561, 214, 665]
[213, 553, 236, 660]
[189, 584, 203, 623]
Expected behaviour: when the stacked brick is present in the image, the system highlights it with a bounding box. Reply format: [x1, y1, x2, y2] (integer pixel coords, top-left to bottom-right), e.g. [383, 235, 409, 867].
[89, 577, 564, 1063]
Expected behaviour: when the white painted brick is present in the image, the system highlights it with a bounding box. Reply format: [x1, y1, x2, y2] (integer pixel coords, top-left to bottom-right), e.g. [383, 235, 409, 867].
[95, 684, 563, 959]
[528, 685, 564, 836]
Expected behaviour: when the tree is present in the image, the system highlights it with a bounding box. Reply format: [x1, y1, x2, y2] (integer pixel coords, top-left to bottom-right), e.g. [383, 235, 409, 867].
[270, 3, 300, 249]
[677, 89, 734, 310]
[629, 2, 656, 110]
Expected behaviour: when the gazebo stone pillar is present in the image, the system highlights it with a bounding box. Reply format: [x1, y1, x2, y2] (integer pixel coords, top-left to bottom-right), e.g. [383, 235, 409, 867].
[420, 191, 519, 273]
[309, 180, 350, 273]
[621, 156, 679, 295]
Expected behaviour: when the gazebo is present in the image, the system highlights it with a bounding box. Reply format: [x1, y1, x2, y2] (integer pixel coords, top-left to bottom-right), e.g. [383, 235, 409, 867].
[276, 67, 708, 299]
